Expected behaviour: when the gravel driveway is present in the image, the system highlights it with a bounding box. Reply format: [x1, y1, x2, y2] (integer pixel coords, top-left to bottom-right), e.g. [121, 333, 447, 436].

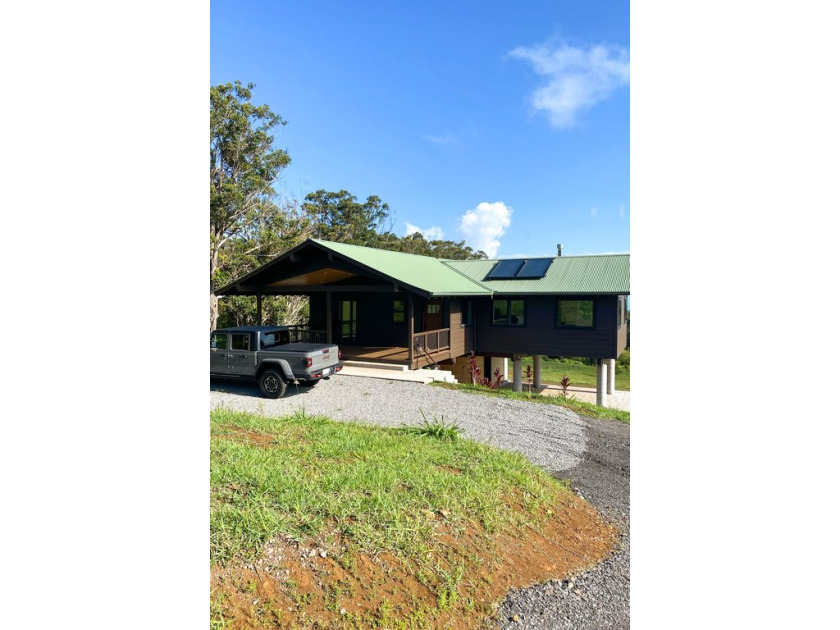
[210, 374, 630, 629]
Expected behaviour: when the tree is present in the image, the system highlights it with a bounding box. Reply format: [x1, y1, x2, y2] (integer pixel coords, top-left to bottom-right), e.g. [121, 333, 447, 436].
[210, 81, 293, 331]
[375, 231, 487, 260]
[302, 189, 392, 246]
[301, 189, 486, 259]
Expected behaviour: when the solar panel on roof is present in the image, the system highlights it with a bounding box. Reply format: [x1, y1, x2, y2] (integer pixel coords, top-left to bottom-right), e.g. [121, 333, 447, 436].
[487, 259, 525, 279]
[516, 258, 553, 278]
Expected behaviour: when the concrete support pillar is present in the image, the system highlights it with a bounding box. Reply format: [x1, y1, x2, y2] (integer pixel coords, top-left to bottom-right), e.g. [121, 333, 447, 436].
[596, 358, 607, 406]
[513, 356, 523, 392]
[607, 359, 616, 395]
[533, 355, 542, 389]
[490, 357, 508, 382]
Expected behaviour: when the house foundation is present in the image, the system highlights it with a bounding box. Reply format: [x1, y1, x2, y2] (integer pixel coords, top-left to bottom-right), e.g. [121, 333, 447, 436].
[513, 356, 523, 392]
[596, 358, 607, 406]
[533, 355, 542, 388]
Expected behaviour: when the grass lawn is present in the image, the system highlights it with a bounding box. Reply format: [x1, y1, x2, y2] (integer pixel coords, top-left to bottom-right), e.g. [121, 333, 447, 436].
[521, 355, 630, 391]
[210, 408, 615, 629]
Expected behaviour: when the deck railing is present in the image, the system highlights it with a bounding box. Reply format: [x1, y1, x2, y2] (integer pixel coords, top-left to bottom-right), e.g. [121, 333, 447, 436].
[412, 328, 451, 354]
[286, 325, 328, 344]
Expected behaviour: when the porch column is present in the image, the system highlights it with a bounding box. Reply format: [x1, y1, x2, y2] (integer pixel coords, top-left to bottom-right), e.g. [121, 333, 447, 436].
[407, 293, 415, 367]
[256, 293, 263, 325]
[596, 358, 607, 406]
[607, 359, 616, 394]
[325, 291, 332, 344]
[513, 355, 523, 392]
[533, 355, 542, 389]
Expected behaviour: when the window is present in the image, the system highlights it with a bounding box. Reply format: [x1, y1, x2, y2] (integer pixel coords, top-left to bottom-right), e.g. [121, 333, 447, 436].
[231, 333, 250, 351]
[461, 299, 473, 326]
[210, 333, 227, 350]
[557, 300, 594, 328]
[393, 299, 406, 323]
[492, 299, 525, 326]
[426, 303, 441, 314]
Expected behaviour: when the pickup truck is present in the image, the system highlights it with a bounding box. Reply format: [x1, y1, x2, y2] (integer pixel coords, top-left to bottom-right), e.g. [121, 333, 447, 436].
[210, 325, 342, 398]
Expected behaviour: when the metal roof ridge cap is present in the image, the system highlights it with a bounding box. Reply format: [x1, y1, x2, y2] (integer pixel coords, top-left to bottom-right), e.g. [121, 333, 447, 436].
[440, 260, 494, 294]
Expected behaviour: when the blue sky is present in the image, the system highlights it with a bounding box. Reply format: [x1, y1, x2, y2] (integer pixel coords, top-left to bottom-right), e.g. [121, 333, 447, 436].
[211, 1, 629, 258]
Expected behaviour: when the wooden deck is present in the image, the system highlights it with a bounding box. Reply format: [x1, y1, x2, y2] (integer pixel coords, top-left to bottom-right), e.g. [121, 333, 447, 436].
[339, 345, 452, 369]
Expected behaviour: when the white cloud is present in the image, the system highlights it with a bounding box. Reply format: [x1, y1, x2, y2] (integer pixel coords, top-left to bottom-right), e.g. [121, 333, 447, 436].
[457, 202, 513, 258]
[508, 41, 629, 129]
[405, 222, 444, 241]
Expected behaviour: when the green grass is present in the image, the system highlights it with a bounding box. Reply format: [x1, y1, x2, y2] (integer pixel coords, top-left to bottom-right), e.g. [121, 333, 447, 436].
[210, 407, 568, 566]
[430, 382, 630, 423]
[522, 354, 630, 391]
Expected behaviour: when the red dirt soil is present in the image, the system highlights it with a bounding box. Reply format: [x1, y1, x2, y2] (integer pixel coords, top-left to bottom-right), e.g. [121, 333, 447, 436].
[211, 491, 616, 629]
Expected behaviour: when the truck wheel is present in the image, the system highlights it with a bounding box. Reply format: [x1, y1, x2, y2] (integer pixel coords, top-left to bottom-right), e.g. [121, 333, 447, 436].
[259, 370, 287, 398]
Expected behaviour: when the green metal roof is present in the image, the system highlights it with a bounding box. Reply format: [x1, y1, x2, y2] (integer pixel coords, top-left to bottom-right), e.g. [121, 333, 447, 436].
[218, 239, 629, 297]
[444, 254, 630, 295]
[311, 239, 491, 296]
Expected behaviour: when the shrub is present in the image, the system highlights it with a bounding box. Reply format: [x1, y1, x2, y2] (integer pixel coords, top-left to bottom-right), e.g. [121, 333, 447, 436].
[618, 348, 630, 370]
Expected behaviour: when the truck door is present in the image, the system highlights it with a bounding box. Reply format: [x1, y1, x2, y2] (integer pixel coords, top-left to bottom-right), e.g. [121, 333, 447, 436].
[210, 333, 229, 373]
[228, 332, 256, 376]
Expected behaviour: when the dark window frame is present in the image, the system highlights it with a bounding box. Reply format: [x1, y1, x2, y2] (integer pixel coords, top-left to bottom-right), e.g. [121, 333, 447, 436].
[491, 298, 526, 327]
[461, 299, 474, 327]
[556, 299, 595, 329]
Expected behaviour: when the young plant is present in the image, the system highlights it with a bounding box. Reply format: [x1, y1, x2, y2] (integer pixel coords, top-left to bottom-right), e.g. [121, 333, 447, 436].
[400, 411, 463, 441]
[466, 351, 482, 385]
[559, 375, 573, 398]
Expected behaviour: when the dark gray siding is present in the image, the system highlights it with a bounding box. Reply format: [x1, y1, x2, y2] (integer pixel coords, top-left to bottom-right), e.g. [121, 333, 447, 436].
[474, 295, 624, 359]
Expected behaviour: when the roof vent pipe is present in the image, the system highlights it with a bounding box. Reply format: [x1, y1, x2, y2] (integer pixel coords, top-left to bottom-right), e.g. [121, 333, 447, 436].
[557, 243, 563, 256]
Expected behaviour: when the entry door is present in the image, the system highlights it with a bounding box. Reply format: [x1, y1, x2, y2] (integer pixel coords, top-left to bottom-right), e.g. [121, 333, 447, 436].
[424, 299, 443, 331]
[340, 300, 358, 343]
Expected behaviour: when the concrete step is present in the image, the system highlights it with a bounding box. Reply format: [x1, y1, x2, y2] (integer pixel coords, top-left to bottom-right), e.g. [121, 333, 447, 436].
[341, 360, 409, 371]
[339, 364, 459, 385]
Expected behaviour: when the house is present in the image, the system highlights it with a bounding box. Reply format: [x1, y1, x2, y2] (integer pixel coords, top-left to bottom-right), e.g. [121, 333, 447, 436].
[215, 238, 630, 404]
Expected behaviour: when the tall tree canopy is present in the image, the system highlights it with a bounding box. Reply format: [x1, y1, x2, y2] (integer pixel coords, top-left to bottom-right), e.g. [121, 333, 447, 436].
[302, 189, 392, 246]
[302, 188, 486, 259]
[210, 82, 486, 331]
[210, 81, 296, 330]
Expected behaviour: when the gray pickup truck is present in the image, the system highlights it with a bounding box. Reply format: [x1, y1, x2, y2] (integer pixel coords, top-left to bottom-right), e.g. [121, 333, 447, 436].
[210, 325, 342, 398]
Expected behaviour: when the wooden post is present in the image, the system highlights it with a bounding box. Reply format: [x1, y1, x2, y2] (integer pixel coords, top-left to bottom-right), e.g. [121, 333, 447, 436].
[407, 293, 415, 368]
[325, 291, 332, 344]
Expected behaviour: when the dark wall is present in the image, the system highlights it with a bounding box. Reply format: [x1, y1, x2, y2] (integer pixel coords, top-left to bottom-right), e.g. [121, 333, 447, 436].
[474, 294, 626, 359]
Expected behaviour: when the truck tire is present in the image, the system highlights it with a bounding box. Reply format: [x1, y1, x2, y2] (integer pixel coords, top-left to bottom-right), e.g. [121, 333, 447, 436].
[259, 369, 287, 399]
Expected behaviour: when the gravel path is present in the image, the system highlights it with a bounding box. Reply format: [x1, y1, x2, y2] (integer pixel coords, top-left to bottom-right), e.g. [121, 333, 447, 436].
[210, 374, 630, 628]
